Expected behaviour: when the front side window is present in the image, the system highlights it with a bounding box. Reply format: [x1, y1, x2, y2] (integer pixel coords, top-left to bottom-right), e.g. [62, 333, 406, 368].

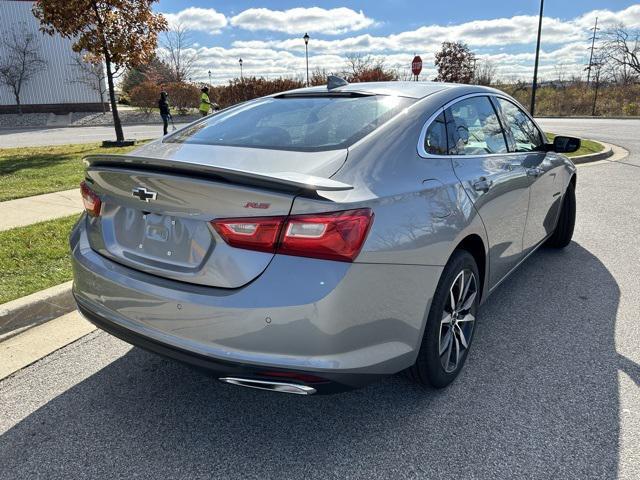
[444, 96, 507, 155]
[423, 112, 447, 155]
[166, 95, 415, 152]
[495, 98, 544, 152]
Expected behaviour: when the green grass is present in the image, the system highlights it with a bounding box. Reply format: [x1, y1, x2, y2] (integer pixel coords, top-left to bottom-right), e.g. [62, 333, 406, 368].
[0, 142, 145, 202]
[0, 215, 79, 304]
[546, 133, 604, 158]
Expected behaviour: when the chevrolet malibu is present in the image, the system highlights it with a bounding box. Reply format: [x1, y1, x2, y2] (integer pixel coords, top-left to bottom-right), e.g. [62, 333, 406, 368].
[72, 79, 579, 395]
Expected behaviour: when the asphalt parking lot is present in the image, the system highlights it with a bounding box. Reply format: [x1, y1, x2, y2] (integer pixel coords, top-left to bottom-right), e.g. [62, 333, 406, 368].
[1, 118, 638, 479]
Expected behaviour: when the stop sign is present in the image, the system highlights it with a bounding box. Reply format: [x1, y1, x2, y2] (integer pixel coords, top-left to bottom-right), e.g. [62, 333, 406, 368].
[411, 55, 423, 76]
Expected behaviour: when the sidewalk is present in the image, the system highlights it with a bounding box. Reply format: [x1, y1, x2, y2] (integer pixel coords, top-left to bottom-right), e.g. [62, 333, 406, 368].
[0, 188, 82, 231]
[0, 123, 188, 147]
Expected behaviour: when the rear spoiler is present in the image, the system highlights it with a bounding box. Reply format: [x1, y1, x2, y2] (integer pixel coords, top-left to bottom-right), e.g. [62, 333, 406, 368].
[83, 154, 353, 192]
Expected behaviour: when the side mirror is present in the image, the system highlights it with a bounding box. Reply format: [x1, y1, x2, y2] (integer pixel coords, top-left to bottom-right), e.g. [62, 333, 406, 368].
[550, 135, 581, 154]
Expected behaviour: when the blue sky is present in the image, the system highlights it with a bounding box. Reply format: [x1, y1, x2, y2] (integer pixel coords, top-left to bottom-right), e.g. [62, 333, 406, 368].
[155, 1, 640, 83]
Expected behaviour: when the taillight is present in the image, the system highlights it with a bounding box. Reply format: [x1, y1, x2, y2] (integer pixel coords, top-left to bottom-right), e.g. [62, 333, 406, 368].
[211, 216, 284, 253]
[279, 209, 373, 262]
[211, 208, 373, 262]
[80, 181, 101, 217]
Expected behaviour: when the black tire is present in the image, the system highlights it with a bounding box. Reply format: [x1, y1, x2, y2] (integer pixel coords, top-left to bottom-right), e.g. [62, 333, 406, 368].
[546, 180, 576, 248]
[408, 250, 480, 388]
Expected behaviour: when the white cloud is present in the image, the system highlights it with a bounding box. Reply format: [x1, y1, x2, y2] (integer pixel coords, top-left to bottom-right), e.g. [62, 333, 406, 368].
[163, 7, 227, 34]
[162, 5, 639, 84]
[230, 14, 587, 55]
[230, 7, 376, 35]
[573, 4, 640, 29]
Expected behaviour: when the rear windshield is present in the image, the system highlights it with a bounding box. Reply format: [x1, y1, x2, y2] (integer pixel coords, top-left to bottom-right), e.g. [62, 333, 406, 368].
[166, 95, 415, 152]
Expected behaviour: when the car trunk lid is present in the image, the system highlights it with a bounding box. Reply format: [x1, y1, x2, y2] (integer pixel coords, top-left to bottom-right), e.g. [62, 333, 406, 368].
[82, 144, 351, 288]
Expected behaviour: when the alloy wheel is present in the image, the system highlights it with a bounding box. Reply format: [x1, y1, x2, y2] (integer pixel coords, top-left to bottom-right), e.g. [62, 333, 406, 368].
[439, 269, 477, 373]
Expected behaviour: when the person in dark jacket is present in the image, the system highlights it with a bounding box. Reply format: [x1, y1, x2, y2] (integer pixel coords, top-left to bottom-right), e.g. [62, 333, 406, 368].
[159, 91, 171, 135]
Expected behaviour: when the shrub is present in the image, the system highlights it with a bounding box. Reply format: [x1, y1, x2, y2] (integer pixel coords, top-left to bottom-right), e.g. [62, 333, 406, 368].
[129, 81, 159, 114]
[348, 66, 398, 82]
[623, 102, 639, 116]
[210, 77, 305, 109]
[164, 81, 200, 114]
[496, 83, 640, 117]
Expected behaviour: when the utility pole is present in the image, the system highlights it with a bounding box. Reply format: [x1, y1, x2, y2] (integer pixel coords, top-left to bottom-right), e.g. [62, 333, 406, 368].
[530, 0, 544, 116]
[238, 58, 243, 81]
[585, 17, 599, 85]
[592, 62, 601, 116]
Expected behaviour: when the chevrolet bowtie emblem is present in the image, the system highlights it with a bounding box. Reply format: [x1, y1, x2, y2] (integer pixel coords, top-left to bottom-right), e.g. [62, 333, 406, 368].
[132, 187, 157, 202]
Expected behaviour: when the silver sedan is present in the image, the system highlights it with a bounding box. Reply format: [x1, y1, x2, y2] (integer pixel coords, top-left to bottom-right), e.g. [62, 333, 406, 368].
[71, 79, 579, 395]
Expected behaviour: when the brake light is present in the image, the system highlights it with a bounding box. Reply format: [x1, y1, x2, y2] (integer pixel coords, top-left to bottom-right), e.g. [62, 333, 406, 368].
[80, 181, 101, 217]
[211, 208, 373, 262]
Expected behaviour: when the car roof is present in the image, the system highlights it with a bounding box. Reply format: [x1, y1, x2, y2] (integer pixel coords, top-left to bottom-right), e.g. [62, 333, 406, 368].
[276, 81, 498, 99]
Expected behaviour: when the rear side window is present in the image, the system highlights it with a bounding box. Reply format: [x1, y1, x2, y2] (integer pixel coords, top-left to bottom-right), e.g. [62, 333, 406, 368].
[495, 98, 544, 152]
[423, 112, 447, 155]
[444, 96, 507, 155]
[167, 95, 415, 152]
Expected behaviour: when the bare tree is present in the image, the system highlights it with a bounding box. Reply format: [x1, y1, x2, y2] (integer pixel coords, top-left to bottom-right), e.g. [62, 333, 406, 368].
[474, 59, 497, 86]
[344, 53, 377, 78]
[70, 53, 108, 113]
[0, 27, 47, 114]
[396, 66, 414, 81]
[161, 22, 197, 82]
[554, 62, 568, 87]
[590, 50, 610, 116]
[342, 53, 398, 82]
[602, 26, 640, 78]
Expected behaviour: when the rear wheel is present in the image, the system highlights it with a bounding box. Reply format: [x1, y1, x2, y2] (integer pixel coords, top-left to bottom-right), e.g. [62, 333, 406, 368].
[546, 180, 576, 248]
[408, 250, 479, 388]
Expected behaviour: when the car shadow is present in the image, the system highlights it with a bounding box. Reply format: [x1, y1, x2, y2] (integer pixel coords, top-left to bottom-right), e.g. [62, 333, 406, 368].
[0, 242, 630, 479]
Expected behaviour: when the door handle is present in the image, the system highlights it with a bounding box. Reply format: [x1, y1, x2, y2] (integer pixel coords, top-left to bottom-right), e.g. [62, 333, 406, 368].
[472, 177, 493, 193]
[526, 167, 543, 177]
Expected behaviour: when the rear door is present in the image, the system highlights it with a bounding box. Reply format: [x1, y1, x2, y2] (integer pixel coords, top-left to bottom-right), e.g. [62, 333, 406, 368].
[445, 95, 530, 288]
[493, 97, 563, 255]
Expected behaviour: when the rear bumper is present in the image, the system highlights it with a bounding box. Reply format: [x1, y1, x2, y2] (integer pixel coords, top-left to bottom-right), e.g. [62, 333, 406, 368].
[76, 300, 359, 393]
[71, 216, 442, 392]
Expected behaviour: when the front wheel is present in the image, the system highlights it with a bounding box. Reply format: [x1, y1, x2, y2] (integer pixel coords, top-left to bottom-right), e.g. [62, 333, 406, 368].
[408, 250, 479, 388]
[546, 180, 576, 248]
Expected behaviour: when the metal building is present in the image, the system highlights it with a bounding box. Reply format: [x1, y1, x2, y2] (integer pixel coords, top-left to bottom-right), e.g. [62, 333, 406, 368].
[0, 0, 107, 113]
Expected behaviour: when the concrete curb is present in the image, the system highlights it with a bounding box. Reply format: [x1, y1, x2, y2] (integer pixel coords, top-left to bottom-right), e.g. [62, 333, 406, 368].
[536, 116, 640, 120]
[0, 281, 74, 341]
[571, 142, 614, 164]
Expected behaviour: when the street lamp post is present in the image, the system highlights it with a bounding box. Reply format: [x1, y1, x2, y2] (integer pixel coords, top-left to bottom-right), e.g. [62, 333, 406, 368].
[303, 33, 310, 86]
[530, 0, 544, 116]
[238, 58, 243, 81]
[208, 70, 212, 88]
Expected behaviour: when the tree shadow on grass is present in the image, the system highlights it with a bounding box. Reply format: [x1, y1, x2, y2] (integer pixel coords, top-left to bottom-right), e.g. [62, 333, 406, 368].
[0, 153, 81, 176]
[0, 242, 629, 479]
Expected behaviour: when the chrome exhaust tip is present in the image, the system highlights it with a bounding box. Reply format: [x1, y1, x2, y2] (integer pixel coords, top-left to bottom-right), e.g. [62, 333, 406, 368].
[219, 377, 316, 395]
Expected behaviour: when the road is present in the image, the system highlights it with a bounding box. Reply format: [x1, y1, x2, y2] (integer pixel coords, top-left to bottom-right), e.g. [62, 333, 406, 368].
[0, 123, 189, 147]
[1, 118, 639, 479]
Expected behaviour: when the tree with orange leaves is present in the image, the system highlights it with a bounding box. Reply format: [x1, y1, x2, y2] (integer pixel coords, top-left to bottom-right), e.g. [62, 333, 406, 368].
[33, 0, 167, 144]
